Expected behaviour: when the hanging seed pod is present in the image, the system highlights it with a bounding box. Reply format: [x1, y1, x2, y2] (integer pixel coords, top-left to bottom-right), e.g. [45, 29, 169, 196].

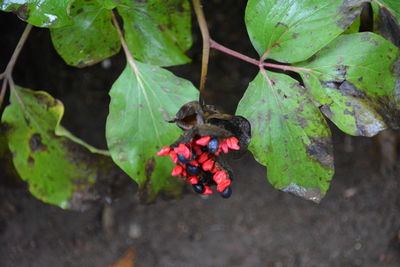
[158, 101, 251, 198]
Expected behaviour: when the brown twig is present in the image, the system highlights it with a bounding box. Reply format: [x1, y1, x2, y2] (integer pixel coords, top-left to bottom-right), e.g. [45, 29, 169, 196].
[192, 0, 210, 93]
[110, 10, 140, 77]
[0, 23, 32, 109]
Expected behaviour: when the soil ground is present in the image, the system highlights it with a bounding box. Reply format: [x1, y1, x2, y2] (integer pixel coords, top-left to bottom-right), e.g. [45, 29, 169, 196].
[1, 1, 400, 267]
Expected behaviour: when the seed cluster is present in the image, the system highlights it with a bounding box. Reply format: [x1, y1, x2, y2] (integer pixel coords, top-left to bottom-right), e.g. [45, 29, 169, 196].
[157, 136, 240, 198]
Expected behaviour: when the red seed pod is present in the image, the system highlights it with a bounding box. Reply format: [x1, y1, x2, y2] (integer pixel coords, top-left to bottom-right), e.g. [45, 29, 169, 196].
[220, 141, 229, 154]
[217, 179, 231, 192]
[198, 152, 210, 163]
[157, 146, 171, 156]
[171, 165, 183, 176]
[202, 159, 214, 171]
[188, 176, 198, 184]
[213, 170, 228, 184]
[195, 136, 211, 146]
[202, 186, 213, 195]
[169, 151, 178, 164]
[193, 145, 203, 156]
[226, 137, 240, 150]
[174, 143, 191, 159]
[188, 160, 199, 167]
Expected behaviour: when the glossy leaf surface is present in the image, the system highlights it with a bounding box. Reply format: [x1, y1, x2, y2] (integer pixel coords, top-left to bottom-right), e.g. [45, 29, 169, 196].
[106, 61, 198, 201]
[117, 0, 192, 66]
[1, 87, 110, 208]
[236, 71, 334, 202]
[0, 0, 74, 28]
[245, 0, 366, 63]
[50, 0, 120, 67]
[295, 32, 398, 136]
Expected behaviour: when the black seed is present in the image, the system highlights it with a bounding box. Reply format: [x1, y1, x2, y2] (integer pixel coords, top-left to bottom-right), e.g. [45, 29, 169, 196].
[207, 138, 219, 153]
[187, 164, 200, 175]
[220, 187, 232, 198]
[201, 146, 208, 152]
[177, 153, 190, 164]
[193, 183, 204, 194]
[199, 176, 208, 184]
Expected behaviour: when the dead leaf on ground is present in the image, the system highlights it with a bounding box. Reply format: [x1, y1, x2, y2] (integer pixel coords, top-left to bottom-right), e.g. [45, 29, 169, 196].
[107, 248, 136, 267]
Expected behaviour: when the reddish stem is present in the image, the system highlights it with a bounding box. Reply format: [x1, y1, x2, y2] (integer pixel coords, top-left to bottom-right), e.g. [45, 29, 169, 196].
[210, 40, 313, 73]
[210, 39, 260, 66]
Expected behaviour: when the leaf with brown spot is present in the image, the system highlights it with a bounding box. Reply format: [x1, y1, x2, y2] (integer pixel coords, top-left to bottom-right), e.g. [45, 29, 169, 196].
[237, 71, 334, 202]
[1, 87, 111, 209]
[245, 0, 367, 63]
[50, 0, 120, 67]
[106, 61, 198, 202]
[295, 32, 398, 136]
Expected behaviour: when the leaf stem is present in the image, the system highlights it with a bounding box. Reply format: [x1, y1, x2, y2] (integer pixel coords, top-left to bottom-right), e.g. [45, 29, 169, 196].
[210, 40, 313, 73]
[210, 40, 260, 66]
[263, 62, 313, 72]
[0, 23, 32, 109]
[192, 0, 210, 93]
[110, 10, 140, 77]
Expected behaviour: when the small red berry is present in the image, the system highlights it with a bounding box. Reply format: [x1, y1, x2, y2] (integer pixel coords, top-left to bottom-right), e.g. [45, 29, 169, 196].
[193, 145, 203, 155]
[202, 186, 213, 195]
[174, 144, 191, 159]
[226, 137, 240, 150]
[195, 136, 211, 146]
[220, 141, 229, 154]
[169, 151, 178, 164]
[188, 176, 198, 184]
[198, 152, 210, 163]
[188, 160, 199, 167]
[217, 179, 231, 192]
[157, 146, 171, 156]
[202, 159, 214, 171]
[171, 165, 183, 176]
[213, 170, 227, 184]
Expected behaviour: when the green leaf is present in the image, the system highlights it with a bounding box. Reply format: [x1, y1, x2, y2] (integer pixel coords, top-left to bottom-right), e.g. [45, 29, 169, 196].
[236, 71, 334, 202]
[106, 61, 198, 201]
[343, 16, 360, 34]
[295, 32, 398, 136]
[1, 87, 110, 208]
[95, 0, 116, 9]
[375, 0, 400, 22]
[50, 0, 120, 67]
[245, 0, 366, 63]
[117, 0, 192, 66]
[0, 0, 74, 28]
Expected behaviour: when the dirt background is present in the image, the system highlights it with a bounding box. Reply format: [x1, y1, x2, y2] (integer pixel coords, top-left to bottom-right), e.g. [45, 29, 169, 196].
[1, 1, 400, 266]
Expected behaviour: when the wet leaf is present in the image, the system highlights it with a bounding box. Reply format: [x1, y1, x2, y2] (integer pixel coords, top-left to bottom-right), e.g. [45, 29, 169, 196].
[295, 32, 398, 136]
[0, 0, 74, 28]
[245, 0, 367, 63]
[236, 71, 334, 202]
[106, 61, 198, 202]
[1, 87, 111, 209]
[117, 0, 192, 66]
[50, 0, 120, 67]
